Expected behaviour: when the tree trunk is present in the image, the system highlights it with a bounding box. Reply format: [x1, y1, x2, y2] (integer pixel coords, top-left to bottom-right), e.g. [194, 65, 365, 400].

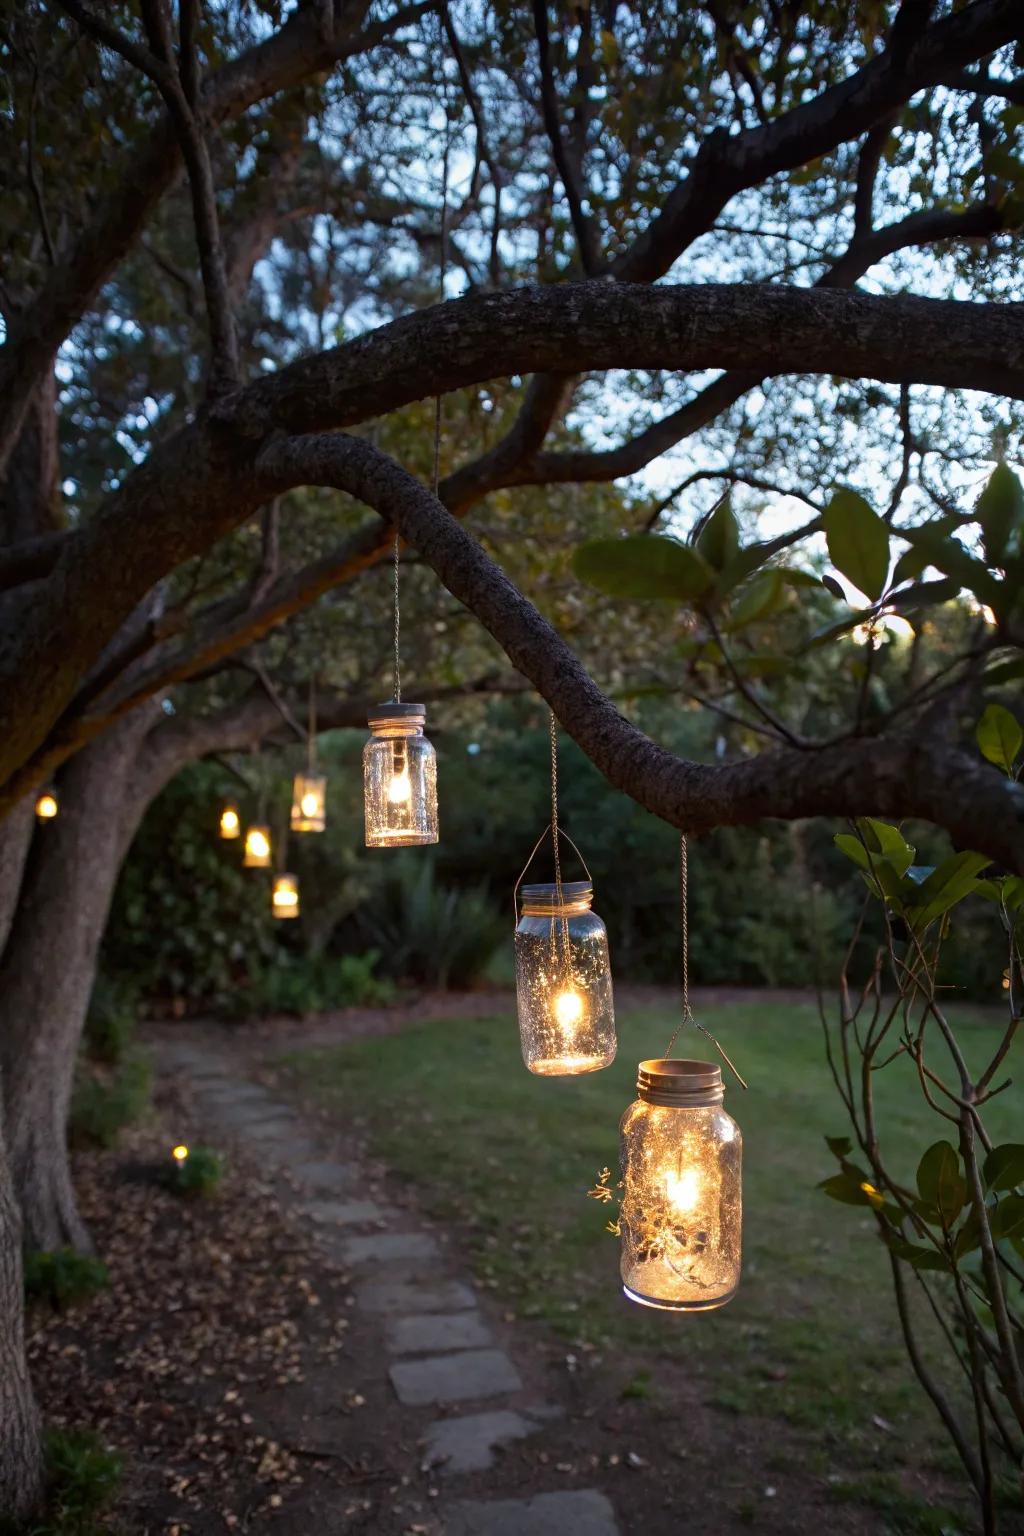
[0, 711, 155, 1254]
[0, 1115, 42, 1520]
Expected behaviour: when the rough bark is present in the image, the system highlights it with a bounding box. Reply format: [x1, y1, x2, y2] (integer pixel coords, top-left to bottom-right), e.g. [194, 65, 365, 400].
[0, 709, 157, 1253]
[0, 1116, 42, 1520]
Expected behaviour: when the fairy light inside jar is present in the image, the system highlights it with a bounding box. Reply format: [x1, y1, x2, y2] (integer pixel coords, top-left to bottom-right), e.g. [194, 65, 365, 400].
[515, 881, 616, 1076]
[364, 703, 438, 848]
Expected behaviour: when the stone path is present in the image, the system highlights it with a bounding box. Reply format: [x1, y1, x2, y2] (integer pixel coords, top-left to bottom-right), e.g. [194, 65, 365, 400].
[159, 1038, 621, 1536]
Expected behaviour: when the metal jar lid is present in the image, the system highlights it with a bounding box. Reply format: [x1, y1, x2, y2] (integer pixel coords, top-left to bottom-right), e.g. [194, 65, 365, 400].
[636, 1058, 724, 1107]
[519, 879, 594, 915]
[367, 701, 427, 729]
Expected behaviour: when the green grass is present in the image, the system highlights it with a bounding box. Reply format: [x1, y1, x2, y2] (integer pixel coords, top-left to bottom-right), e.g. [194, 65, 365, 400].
[283, 998, 1018, 1499]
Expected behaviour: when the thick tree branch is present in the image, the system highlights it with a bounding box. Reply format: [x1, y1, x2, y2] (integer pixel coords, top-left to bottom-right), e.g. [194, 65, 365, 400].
[255, 433, 1024, 871]
[3, 278, 1024, 797]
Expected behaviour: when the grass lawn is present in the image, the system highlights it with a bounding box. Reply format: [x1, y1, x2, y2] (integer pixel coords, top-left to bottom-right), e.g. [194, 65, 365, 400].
[283, 997, 1021, 1529]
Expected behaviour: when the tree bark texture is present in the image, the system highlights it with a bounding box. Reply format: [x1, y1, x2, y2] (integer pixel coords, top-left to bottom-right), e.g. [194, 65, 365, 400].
[0, 1115, 42, 1521]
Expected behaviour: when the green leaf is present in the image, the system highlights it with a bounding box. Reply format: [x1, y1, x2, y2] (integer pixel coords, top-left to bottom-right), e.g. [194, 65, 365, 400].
[976, 703, 1022, 775]
[900, 524, 1003, 609]
[724, 570, 786, 631]
[990, 1194, 1024, 1240]
[822, 489, 891, 602]
[696, 498, 740, 571]
[857, 819, 915, 876]
[809, 610, 873, 648]
[819, 1172, 877, 1207]
[825, 1135, 853, 1159]
[954, 1210, 983, 1260]
[886, 577, 961, 612]
[880, 1230, 952, 1272]
[905, 851, 992, 928]
[916, 1141, 966, 1224]
[975, 463, 1024, 564]
[983, 1144, 1024, 1192]
[572, 536, 714, 601]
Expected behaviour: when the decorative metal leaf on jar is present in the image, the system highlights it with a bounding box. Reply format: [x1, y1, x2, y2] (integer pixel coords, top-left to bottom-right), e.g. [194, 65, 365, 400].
[363, 702, 438, 848]
[243, 824, 272, 868]
[619, 1059, 742, 1312]
[514, 879, 616, 1076]
[272, 872, 300, 919]
[291, 773, 326, 833]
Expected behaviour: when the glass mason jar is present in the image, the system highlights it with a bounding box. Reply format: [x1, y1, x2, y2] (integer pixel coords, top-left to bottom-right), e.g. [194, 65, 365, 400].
[291, 772, 326, 832]
[243, 824, 272, 868]
[364, 702, 438, 848]
[619, 1059, 742, 1312]
[272, 872, 300, 919]
[515, 880, 616, 1076]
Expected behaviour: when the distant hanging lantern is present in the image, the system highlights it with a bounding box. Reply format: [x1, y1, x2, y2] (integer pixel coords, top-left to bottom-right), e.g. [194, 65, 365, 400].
[292, 677, 326, 832]
[244, 824, 272, 868]
[35, 788, 59, 821]
[515, 877, 616, 1076]
[272, 873, 300, 919]
[219, 805, 241, 840]
[513, 712, 615, 1076]
[364, 703, 438, 847]
[291, 774, 326, 833]
[619, 1059, 742, 1312]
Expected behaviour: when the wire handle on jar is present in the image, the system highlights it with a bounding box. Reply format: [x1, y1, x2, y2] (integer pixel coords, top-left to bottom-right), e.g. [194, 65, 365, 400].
[663, 835, 748, 1090]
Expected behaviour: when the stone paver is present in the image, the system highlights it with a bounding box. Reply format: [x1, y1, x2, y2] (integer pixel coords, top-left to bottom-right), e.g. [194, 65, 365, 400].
[299, 1198, 389, 1227]
[422, 1409, 540, 1473]
[387, 1311, 494, 1356]
[442, 1490, 620, 1536]
[354, 1277, 477, 1315]
[389, 1348, 522, 1406]
[340, 1230, 440, 1267]
[292, 1159, 360, 1191]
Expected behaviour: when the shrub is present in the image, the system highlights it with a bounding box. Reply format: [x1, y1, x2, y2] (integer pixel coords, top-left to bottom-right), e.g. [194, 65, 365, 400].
[68, 1055, 151, 1150]
[359, 856, 506, 989]
[0, 1429, 121, 1535]
[167, 1144, 223, 1198]
[23, 1250, 109, 1310]
[82, 975, 140, 1065]
[242, 949, 394, 1017]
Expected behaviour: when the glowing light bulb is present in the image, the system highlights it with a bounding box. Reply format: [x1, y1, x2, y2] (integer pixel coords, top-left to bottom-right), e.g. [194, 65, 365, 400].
[35, 792, 58, 820]
[664, 1165, 700, 1214]
[388, 770, 411, 804]
[553, 988, 584, 1031]
[172, 1145, 189, 1164]
[220, 807, 239, 837]
[249, 831, 269, 857]
[274, 886, 298, 908]
[300, 792, 319, 818]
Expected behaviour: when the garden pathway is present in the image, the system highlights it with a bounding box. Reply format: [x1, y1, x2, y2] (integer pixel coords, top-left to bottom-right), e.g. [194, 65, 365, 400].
[157, 1034, 622, 1536]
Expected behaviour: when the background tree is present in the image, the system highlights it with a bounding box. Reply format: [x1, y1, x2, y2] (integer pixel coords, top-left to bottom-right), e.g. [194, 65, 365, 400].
[1, 0, 1023, 1515]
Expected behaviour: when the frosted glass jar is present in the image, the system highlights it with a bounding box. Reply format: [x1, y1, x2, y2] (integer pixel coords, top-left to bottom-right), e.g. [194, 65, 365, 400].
[363, 703, 438, 848]
[514, 880, 615, 1076]
[291, 773, 326, 832]
[619, 1059, 742, 1312]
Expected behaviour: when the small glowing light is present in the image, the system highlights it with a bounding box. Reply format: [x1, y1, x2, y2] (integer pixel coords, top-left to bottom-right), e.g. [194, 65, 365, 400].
[35, 792, 58, 820]
[388, 770, 411, 804]
[664, 1165, 701, 1214]
[219, 806, 240, 839]
[553, 988, 584, 1030]
[300, 792, 319, 817]
[272, 874, 300, 919]
[244, 825, 272, 867]
[172, 1144, 189, 1164]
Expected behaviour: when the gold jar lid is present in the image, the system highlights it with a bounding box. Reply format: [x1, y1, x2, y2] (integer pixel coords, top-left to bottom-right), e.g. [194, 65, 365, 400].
[636, 1058, 724, 1107]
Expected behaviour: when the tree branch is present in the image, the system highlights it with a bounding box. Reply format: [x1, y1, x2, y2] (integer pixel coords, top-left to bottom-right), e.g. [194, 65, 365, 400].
[254, 432, 1024, 871]
[532, 0, 601, 275]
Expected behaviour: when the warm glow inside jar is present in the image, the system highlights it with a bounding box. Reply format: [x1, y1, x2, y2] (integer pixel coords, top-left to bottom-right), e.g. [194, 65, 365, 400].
[272, 872, 300, 918]
[619, 1059, 742, 1312]
[363, 703, 438, 848]
[243, 824, 272, 868]
[515, 880, 616, 1076]
[35, 789, 58, 820]
[219, 805, 240, 840]
[291, 774, 326, 833]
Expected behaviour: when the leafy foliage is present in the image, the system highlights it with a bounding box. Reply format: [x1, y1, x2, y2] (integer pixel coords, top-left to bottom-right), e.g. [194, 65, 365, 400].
[167, 1145, 223, 1199]
[23, 1251, 109, 1311]
[68, 1055, 151, 1151]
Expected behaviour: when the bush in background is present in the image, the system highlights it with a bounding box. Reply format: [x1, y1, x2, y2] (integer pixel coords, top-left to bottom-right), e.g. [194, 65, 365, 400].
[357, 856, 506, 989]
[23, 1250, 109, 1311]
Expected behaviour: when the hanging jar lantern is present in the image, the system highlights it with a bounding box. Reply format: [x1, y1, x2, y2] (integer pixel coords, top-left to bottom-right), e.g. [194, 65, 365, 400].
[364, 703, 438, 847]
[619, 1059, 742, 1312]
[291, 774, 326, 833]
[515, 877, 616, 1075]
[272, 873, 300, 919]
[35, 788, 59, 820]
[219, 805, 241, 840]
[243, 824, 272, 868]
[292, 677, 326, 832]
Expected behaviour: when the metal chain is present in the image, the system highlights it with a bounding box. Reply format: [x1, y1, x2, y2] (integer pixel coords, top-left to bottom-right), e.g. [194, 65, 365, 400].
[392, 532, 401, 703]
[307, 672, 317, 771]
[549, 709, 572, 975]
[664, 834, 748, 1089]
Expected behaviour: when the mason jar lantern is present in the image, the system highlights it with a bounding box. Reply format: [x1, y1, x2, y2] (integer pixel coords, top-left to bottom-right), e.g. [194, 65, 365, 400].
[272, 873, 300, 918]
[515, 879, 616, 1076]
[291, 774, 326, 833]
[35, 788, 59, 821]
[619, 1059, 742, 1312]
[219, 804, 241, 840]
[243, 824, 272, 868]
[364, 702, 438, 848]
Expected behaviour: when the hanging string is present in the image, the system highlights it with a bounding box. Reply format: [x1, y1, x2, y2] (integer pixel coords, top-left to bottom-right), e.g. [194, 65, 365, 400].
[548, 710, 573, 980]
[307, 673, 317, 772]
[663, 834, 748, 1089]
[392, 531, 401, 703]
